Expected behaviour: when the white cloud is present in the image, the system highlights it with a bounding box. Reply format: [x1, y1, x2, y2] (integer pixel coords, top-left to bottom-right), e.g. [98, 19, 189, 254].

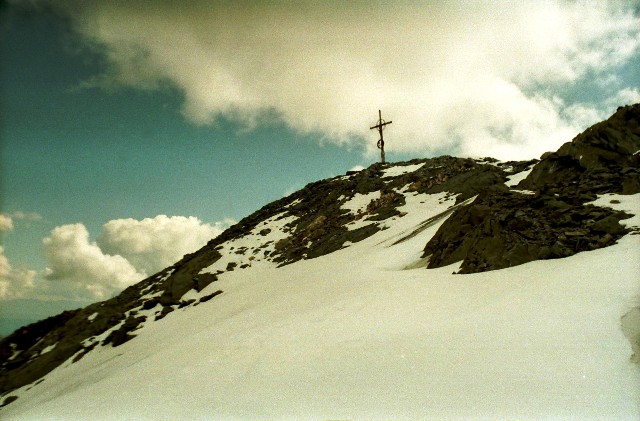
[42, 223, 146, 300]
[609, 88, 640, 107]
[0, 215, 14, 233]
[0, 211, 43, 234]
[0, 214, 229, 302]
[0, 246, 36, 299]
[39, 0, 640, 160]
[97, 215, 228, 275]
[12, 211, 43, 221]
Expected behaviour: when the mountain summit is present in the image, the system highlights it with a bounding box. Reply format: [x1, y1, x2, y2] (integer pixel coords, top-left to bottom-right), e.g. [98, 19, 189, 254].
[1, 104, 639, 419]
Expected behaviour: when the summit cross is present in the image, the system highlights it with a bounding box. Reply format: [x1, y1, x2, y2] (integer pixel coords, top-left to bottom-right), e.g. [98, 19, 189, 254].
[370, 109, 392, 163]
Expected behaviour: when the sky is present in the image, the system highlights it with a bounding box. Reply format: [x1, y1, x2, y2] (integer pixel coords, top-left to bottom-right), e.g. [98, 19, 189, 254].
[1, 0, 639, 335]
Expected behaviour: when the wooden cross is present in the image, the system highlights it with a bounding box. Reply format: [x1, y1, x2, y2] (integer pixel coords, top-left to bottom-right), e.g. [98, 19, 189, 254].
[370, 109, 392, 163]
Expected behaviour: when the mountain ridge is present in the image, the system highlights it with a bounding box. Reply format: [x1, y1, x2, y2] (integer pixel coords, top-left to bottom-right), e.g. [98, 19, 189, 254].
[1, 104, 639, 415]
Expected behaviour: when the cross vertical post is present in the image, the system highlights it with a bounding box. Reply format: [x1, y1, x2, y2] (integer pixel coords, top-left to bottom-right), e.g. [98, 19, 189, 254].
[370, 109, 392, 163]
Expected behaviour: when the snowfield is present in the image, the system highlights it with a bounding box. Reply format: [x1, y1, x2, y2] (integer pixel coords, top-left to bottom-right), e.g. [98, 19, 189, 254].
[3, 192, 639, 420]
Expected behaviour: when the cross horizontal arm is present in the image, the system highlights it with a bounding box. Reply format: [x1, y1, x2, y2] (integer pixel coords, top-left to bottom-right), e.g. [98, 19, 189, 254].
[370, 120, 392, 130]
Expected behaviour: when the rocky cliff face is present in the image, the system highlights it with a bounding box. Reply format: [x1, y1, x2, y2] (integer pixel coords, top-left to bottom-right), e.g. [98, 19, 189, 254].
[521, 104, 640, 194]
[1, 103, 638, 405]
[423, 104, 639, 274]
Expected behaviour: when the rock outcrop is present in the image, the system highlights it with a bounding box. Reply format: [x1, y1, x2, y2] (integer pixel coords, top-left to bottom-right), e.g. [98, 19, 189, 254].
[423, 189, 632, 273]
[423, 103, 640, 273]
[519, 104, 640, 195]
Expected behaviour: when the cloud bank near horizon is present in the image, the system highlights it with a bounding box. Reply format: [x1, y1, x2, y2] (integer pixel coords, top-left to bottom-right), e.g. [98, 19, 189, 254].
[0, 215, 230, 301]
[24, 0, 640, 159]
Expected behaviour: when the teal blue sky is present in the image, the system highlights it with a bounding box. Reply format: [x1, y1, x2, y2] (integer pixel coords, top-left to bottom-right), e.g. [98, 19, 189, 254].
[0, 8, 381, 267]
[1, 1, 639, 335]
[0, 7, 376, 334]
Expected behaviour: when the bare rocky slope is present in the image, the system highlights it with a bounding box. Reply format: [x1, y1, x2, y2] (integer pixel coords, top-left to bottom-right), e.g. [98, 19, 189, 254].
[1, 103, 638, 407]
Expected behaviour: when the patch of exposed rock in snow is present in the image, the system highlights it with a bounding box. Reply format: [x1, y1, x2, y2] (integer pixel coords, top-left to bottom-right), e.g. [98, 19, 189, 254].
[199, 212, 297, 275]
[341, 191, 380, 215]
[473, 157, 503, 167]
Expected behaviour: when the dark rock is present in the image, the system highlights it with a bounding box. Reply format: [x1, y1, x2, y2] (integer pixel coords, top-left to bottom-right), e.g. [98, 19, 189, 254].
[366, 191, 405, 221]
[71, 342, 98, 364]
[159, 247, 223, 305]
[199, 290, 224, 303]
[422, 189, 631, 273]
[1, 395, 18, 408]
[178, 299, 196, 309]
[154, 306, 174, 321]
[192, 273, 218, 292]
[622, 175, 640, 194]
[142, 298, 160, 310]
[591, 215, 629, 235]
[102, 315, 146, 347]
[519, 104, 640, 195]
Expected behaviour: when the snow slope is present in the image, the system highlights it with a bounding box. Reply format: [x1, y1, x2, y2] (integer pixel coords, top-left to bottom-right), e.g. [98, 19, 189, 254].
[3, 191, 639, 420]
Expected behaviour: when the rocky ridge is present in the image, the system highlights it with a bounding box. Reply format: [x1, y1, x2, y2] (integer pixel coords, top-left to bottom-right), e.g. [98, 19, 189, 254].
[424, 104, 640, 273]
[1, 103, 638, 405]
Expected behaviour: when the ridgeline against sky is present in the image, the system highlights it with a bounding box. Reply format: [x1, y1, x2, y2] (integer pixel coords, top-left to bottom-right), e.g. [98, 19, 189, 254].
[1, 104, 639, 418]
[0, 1, 639, 334]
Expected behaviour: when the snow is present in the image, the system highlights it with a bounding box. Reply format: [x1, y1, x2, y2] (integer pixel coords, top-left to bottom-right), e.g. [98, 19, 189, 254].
[86, 312, 98, 322]
[341, 191, 379, 215]
[474, 158, 503, 167]
[199, 212, 297, 276]
[344, 218, 374, 232]
[39, 343, 57, 355]
[3, 193, 639, 420]
[8, 349, 22, 362]
[505, 165, 535, 187]
[381, 162, 425, 178]
[138, 290, 162, 301]
[589, 193, 640, 227]
[511, 189, 536, 195]
[284, 198, 302, 208]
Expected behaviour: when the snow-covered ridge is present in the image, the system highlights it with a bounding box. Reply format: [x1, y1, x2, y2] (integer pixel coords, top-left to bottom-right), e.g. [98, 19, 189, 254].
[3, 190, 638, 419]
[2, 103, 639, 419]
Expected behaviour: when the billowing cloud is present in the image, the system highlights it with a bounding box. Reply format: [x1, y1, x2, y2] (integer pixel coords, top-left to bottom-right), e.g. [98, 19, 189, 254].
[26, 0, 640, 159]
[0, 215, 14, 233]
[0, 214, 228, 302]
[97, 215, 228, 275]
[42, 224, 146, 300]
[31, 215, 228, 301]
[0, 246, 36, 299]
